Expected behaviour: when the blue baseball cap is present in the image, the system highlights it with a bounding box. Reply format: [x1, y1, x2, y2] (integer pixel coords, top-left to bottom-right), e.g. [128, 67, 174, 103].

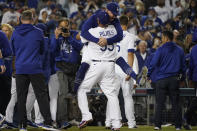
[9, 2, 15, 9]
[97, 11, 110, 25]
[107, 2, 120, 16]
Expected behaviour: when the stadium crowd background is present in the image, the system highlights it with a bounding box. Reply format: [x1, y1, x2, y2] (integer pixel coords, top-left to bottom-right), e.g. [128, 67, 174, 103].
[0, 0, 197, 129]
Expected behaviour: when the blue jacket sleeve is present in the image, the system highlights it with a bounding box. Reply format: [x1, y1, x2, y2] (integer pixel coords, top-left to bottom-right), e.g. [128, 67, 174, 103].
[107, 18, 123, 45]
[0, 31, 12, 57]
[147, 48, 161, 77]
[0, 58, 4, 66]
[180, 51, 186, 80]
[67, 37, 83, 52]
[81, 14, 99, 43]
[189, 52, 194, 80]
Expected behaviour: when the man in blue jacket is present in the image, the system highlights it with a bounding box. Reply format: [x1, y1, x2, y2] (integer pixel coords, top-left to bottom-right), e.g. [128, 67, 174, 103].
[0, 30, 12, 120]
[147, 30, 186, 130]
[10, 10, 54, 131]
[183, 44, 197, 130]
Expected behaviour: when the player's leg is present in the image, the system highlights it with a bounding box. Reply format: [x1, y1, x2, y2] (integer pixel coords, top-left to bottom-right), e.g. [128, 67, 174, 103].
[99, 63, 122, 130]
[121, 79, 136, 128]
[74, 62, 90, 93]
[34, 100, 44, 124]
[48, 74, 59, 122]
[26, 84, 36, 122]
[77, 62, 101, 128]
[115, 56, 137, 79]
[5, 77, 17, 123]
[105, 100, 111, 129]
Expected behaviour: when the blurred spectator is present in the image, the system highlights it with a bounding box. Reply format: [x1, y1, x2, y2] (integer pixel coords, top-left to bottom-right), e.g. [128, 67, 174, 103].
[84, 0, 98, 13]
[135, 40, 149, 75]
[184, 33, 193, 53]
[38, 0, 54, 22]
[154, 0, 171, 23]
[187, 0, 197, 21]
[183, 44, 197, 130]
[1, 23, 13, 40]
[173, 0, 184, 18]
[68, 0, 79, 16]
[38, 10, 48, 23]
[1, 2, 20, 26]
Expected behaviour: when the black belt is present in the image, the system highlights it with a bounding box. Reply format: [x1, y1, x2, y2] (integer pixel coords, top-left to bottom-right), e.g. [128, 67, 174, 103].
[92, 59, 115, 62]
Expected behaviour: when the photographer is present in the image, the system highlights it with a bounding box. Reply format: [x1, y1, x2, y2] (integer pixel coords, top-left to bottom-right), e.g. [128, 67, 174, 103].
[51, 18, 83, 129]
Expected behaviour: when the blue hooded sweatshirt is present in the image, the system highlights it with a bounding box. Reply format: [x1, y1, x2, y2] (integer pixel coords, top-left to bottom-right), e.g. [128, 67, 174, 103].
[189, 45, 197, 82]
[0, 31, 12, 76]
[148, 42, 186, 81]
[81, 10, 123, 45]
[11, 24, 44, 74]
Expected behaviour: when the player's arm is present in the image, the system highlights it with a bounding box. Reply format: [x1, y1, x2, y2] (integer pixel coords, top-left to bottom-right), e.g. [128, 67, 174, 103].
[81, 14, 99, 43]
[107, 18, 123, 44]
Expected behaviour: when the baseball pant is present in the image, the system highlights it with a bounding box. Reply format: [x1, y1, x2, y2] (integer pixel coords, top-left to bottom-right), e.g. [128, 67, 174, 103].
[105, 73, 136, 128]
[16, 74, 52, 127]
[77, 62, 122, 129]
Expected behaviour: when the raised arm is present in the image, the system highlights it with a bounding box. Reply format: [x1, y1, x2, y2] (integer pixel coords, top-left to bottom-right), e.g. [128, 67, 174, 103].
[81, 14, 99, 43]
[107, 18, 123, 44]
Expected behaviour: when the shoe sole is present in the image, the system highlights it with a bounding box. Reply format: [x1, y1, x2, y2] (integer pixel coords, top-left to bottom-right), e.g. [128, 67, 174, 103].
[40, 127, 61, 131]
[78, 119, 93, 129]
[60, 124, 72, 129]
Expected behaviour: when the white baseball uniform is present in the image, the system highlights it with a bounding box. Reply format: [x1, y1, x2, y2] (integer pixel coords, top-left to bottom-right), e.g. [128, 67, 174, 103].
[78, 25, 122, 129]
[115, 31, 137, 128]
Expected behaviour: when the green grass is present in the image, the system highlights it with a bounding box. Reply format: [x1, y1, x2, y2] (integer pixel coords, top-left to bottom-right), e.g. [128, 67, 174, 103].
[1, 126, 197, 131]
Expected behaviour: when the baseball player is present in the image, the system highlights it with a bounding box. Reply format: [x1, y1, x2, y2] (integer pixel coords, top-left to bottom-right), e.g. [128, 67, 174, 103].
[74, 2, 140, 94]
[105, 15, 138, 129]
[78, 11, 122, 131]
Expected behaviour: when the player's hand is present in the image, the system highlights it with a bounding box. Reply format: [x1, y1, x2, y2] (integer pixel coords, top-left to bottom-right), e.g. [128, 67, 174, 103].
[133, 84, 138, 89]
[0, 65, 6, 74]
[125, 75, 131, 81]
[98, 37, 107, 47]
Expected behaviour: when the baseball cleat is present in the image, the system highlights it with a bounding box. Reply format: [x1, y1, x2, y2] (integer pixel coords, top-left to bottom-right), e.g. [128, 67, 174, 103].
[59, 122, 72, 129]
[27, 120, 38, 128]
[78, 119, 93, 129]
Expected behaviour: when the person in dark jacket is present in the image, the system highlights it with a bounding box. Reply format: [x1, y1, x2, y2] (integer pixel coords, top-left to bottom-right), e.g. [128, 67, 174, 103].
[183, 44, 197, 130]
[0, 30, 12, 118]
[147, 30, 186, 130]
[10, 10, 54, 131]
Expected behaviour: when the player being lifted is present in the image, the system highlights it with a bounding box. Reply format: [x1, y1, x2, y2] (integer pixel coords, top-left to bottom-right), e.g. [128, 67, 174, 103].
[74, 2, 143, 95]
[78, 11, 122, 131]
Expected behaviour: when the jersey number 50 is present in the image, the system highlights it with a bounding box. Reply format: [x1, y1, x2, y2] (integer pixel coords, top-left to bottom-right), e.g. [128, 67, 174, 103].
[100, 45, 114, 51]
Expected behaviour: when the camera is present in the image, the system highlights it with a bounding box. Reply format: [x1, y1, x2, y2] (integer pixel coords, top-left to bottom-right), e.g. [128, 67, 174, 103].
[61, 27, 69, 34]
